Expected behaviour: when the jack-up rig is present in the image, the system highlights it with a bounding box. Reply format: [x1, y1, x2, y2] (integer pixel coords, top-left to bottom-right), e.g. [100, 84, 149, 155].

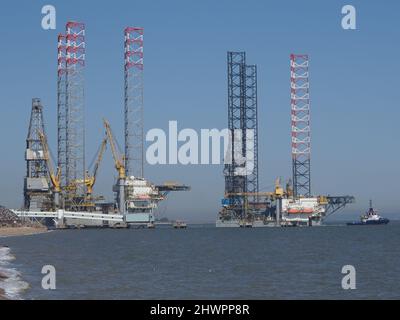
[18, 22, 189, 228]
[217, 52, 354, 227]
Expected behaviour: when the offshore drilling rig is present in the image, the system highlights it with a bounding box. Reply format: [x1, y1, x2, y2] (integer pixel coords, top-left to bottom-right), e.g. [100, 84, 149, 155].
[217, 52, 354, 227]
[24, 98, 53, 212]
[19, 21, 189, 228]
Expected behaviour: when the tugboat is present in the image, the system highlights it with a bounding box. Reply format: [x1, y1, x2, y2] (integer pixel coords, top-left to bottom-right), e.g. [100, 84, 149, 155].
[347, 200, 389, 226]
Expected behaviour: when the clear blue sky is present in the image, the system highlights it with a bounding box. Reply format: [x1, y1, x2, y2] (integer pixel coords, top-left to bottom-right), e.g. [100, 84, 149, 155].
[0, 0, 399, 222]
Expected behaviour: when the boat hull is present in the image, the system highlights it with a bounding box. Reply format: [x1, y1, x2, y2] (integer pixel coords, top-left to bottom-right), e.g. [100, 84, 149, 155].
[347, 218, 389, 226]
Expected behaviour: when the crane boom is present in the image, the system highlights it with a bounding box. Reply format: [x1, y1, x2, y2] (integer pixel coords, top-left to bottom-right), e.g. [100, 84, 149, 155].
[103, 119, 126, 179]
[93, 137, 107, 182]
[37, 130, 61, 192]
[85, 136, 108, 196]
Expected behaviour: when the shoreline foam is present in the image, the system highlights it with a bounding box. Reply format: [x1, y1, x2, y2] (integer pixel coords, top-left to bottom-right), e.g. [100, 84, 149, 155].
[0, 246, 29, 300]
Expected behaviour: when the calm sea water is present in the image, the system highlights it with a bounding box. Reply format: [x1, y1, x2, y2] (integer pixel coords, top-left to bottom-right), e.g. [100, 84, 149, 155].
[1, 222, 400, 299]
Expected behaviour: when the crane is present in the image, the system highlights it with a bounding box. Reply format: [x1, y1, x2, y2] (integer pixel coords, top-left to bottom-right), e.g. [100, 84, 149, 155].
[103, 119, 126, 213]
[63, 136, 108, 206]
[85, 136, 108, 197]
[103, 119, 126, 180]
[37, 130, 61, 208]
[225, 178, 287, 198]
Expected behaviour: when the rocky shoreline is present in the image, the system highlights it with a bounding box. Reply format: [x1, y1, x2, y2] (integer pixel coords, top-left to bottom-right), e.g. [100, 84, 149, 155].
[0, 205, 48, 238]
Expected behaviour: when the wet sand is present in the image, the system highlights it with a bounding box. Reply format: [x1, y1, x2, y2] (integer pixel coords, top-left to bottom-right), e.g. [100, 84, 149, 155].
[0, 226, 48, 238]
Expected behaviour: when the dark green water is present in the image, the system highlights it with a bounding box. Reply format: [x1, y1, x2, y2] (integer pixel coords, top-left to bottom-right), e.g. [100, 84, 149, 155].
[2, 222, 400, 299]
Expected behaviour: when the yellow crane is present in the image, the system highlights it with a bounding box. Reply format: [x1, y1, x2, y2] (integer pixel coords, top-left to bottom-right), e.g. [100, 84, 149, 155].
[103, 119, 126, 180]
[62, 136, 108, 209]
[103, 119, 126, 213]
[274, 177, 284, 197]
[37, 130, 61, 207]
[225, 192, 275, 197]
[85, 136, 108, 197]
[225, 178, 288, 199]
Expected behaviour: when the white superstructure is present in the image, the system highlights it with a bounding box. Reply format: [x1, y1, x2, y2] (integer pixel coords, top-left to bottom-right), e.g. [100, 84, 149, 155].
[280, 197, 326, 226]
[123, 176, 163, 224]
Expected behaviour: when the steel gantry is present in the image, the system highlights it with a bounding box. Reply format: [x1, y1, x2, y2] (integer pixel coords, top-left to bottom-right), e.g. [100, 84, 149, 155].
[290, 54, 311, 198]
[124, 27, 144, 179]
[224, 52, 259, 218]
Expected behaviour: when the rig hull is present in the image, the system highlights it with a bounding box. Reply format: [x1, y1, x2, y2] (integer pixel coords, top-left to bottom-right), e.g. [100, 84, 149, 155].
[216, 218, 322, 228]
[217, 197, 326, 228]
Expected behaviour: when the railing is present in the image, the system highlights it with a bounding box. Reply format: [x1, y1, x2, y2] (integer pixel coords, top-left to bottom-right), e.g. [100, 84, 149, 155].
[12, 210, 124, 222]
